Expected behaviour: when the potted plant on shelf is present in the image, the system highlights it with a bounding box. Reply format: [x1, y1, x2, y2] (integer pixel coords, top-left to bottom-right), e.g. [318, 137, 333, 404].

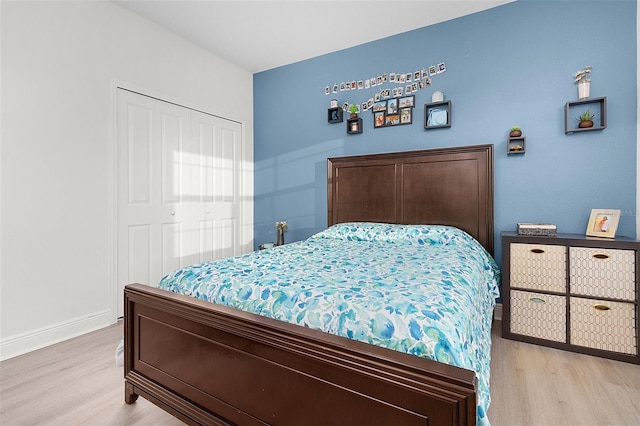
[574, 65, 592, 99]
[348, 104, 359, 119]
[576, 109, 595, 128]
[509, 126, 522, 137]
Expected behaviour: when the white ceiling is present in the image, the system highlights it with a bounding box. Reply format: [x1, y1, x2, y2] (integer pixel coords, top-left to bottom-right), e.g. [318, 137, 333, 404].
[113, 0, 514, 73]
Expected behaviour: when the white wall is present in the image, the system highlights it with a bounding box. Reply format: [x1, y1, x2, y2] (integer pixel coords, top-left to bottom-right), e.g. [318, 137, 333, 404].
[0, 0, 254, 360]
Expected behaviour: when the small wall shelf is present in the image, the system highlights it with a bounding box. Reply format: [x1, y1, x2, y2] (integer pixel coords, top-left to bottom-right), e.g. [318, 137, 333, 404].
[346, 117, 363, 134]
[508, 137, 526, 155]
[328, 107, 343, 123]
[564, 97, 607, 134]
[424, 101, 451, 129]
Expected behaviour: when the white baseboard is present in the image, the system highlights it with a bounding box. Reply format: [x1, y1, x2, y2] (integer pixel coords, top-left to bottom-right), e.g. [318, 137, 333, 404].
[0, 310, 113, 361]
[493, 303, 503, 321]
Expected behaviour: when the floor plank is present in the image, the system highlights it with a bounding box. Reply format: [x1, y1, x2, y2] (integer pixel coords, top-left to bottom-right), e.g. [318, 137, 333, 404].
[487, 322, 640, 426]
[0, 323, 182, 426]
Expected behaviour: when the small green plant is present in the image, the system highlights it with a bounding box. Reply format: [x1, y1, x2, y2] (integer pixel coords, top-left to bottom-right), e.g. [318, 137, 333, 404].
[509, 125, 522, 137]
[348, 104, 359, 115]
[576, 109, 595, 122]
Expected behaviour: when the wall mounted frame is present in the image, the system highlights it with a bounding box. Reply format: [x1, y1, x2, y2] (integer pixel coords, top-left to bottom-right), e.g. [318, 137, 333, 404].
[424, 101, 451, 129]
[328, 107, 343, 123]
[564, 97, 607, 134]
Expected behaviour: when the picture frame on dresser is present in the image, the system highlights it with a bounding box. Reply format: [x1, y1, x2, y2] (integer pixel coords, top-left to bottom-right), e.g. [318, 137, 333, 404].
[586, 208, 620, 238]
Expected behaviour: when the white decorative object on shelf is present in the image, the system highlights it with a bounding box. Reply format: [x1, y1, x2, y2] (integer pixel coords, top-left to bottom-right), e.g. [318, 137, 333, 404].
[517, 223, 557, 236]
[578, 81, 590, 99]
[431, 91, 444, 102]
[574, 65, 592, 100]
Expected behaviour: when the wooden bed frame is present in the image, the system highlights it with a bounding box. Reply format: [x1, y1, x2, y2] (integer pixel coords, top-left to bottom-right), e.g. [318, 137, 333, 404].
[124, 144, 494, 425]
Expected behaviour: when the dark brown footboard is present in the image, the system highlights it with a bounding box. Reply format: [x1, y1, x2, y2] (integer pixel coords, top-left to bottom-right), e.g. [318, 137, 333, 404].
[124, 283, 477, 426]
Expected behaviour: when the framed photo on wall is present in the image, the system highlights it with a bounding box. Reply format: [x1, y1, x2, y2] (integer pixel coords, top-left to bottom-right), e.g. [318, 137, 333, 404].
[586, 209, 620, 238]
[371, 97, 414, 129]
[399, 108, 412, 124]
[373, 111, 385, 128]
[398, 95, 414, 108]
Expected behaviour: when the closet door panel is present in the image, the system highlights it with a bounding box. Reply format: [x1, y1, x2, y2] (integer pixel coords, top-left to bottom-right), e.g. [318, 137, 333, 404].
[117, 89, 243, 316]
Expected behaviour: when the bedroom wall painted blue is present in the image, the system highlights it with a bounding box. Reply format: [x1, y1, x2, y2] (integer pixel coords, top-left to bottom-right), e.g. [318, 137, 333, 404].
[253, 0, 637, 271]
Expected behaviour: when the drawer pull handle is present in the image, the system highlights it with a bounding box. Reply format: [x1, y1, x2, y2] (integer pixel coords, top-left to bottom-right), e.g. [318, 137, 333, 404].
[530, 248, 545, 254]
[529, 297, 546, 303]
[593, 304, 610, 311]
[592, 253, 610, 260]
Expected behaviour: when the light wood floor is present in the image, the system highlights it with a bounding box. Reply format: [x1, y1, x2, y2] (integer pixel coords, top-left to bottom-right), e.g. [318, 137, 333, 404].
[1, 321, 639, 425]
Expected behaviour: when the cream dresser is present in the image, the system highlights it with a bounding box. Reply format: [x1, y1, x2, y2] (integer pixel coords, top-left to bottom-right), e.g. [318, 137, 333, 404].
[502, 232, 640, 364]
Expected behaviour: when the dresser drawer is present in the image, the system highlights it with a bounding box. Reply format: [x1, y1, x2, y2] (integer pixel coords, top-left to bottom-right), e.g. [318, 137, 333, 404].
[510, 290, 566, 342]
[510, 243, 566, 293]
[569, 247, 635, 300]
[570, 297, 637, 355]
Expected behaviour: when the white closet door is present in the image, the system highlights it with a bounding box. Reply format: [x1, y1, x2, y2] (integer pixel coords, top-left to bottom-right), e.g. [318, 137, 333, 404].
[190, 110, 241, 264]
[116, 89, 242, 316]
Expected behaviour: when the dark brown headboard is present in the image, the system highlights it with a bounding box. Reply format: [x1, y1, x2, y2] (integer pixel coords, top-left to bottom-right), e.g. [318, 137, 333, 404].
[327, 144, 494, 255]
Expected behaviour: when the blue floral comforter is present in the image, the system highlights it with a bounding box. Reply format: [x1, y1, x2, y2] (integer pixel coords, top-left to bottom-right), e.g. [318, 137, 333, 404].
[158, 222, 501, 425]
